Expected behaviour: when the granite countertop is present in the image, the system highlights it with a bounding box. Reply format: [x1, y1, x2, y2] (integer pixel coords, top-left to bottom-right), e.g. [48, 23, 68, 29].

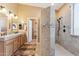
[0, 33, 22, 41]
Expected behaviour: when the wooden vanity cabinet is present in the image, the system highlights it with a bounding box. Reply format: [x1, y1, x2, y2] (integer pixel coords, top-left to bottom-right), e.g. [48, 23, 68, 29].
[5, 39, 14, 56]
[17, 36, 21, 48]
[0, 41, 4, 56]
[20, 35, 23, 46]
[13, 34, 26, 53]
[23, 34, 27, 43]
[19, 36, 21, 46]
[21, 34, 26, 45]
[13, 37, 18, 52]
[0, 33, 27, 56]
[22, 36, 25, 44]
[22, 35, 25, 45]
[20, 34, 24, 46]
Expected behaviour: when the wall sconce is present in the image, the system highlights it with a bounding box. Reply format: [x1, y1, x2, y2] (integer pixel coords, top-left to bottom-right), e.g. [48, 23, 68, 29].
[0, 6, 6, 13]
[0, 5, 18, 20]
[9, 11, 14, 18]
[0, 5, 5, 10]
[7, 11, 14, 19]
[0, 5, 8, 15]
[14, 14, 18, 19]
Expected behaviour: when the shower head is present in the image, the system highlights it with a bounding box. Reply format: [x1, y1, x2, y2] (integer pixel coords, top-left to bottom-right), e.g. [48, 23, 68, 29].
[59, 16, 63, 20]
[57, 16, 63, 21]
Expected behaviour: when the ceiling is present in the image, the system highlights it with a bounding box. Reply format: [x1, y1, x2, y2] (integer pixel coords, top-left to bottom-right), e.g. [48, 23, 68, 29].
[54, 3, 64, 11]
[21, 3, 52, 8]
[21, 3, 64, 10]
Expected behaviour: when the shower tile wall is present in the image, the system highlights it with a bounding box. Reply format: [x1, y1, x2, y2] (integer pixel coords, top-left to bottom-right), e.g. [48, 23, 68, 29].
[39, 7, 51, 56]
[56, 4, 79, 55]
[36, 6, 55, 56]
[50, 6, 56, 56]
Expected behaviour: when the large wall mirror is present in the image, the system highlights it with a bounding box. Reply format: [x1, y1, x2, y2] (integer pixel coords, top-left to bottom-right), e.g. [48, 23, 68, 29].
[0, 13, 7, 32]
[71, 3, 79, 36]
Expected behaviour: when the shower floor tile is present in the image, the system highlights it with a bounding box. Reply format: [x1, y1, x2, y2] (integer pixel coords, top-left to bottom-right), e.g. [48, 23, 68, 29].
[55, 44, 74, 56]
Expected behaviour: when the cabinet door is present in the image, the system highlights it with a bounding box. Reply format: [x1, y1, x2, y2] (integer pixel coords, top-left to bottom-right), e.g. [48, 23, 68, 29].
[0, 41, 4, 56]
[19, 36, 21, 46]
[21, 35, 23, 45]
[22, 35, 24, 44]
[23, 34, 26, 43]
[5, 40, 14, 56]
[17, 36, 20, 48]
[22, 35, 25, 44]
[13, 38, 18, 52]
[20, 34, 27, 46]
[20, 36, 22, 45]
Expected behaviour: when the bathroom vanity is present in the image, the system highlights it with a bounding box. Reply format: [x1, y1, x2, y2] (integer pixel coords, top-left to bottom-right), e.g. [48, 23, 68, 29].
[0, 33, 27, 56]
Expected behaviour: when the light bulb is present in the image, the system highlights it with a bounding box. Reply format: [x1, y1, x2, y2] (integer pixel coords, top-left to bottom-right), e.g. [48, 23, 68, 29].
[9, 11, 14, 18]
[0, 8, 7, 14]
[10, 13, 14, 18]
[14, 15, 18, 19]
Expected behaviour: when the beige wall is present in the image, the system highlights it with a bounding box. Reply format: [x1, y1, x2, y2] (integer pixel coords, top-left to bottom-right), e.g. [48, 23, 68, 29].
[0, 3, 42, 31]
[0, 3, 41, 22]
[38, 7, 50, 56]
[18, 4, 41, 22]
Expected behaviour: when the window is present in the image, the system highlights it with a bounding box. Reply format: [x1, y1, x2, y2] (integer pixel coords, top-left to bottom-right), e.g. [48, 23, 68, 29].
[71, 4, 79, 36]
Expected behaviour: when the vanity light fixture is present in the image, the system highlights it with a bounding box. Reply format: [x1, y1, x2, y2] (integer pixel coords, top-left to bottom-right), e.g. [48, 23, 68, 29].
[0, 6, 4, 13]
[9, 11, 14, 18]
[9, 11, 12, 14]
[0, 5, 5, 9]
[14, 14, 18, 19]
[0, 5, 7, 14]
[0, 6, 6, 13]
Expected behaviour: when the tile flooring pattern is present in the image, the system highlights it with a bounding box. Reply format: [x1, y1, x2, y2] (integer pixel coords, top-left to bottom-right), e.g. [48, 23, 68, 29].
[13, 42, 75, 56]
[55, 44, 74, 56]
[13, 42, 36, 56]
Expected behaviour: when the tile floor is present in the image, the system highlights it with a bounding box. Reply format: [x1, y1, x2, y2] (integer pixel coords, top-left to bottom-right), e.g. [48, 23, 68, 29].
[55, 44, 74, 56]
[13, 40, 74, 56]
[13, 39, 37, 56]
